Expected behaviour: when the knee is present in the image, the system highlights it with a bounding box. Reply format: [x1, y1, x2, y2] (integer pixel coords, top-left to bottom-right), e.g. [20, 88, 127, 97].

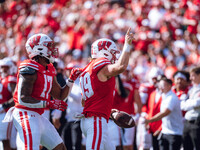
[53, 143, 66, 150]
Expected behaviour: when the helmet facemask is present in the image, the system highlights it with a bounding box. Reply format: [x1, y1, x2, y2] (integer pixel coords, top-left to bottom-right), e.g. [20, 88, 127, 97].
[110, 49, 120, 64]
[43, 41, 58, 63]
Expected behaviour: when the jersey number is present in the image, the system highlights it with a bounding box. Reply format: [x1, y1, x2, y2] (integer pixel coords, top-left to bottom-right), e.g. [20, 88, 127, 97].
[80, 72, 94, 100]
[40, 75, 53, 99]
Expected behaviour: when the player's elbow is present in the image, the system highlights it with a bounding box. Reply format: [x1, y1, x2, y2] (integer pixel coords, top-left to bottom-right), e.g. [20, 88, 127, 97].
[117, 64, 127, 73]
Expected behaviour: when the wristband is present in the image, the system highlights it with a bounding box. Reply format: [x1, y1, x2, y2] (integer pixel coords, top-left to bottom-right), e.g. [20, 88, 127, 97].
[19, 99, 46, 108]
[63, 79, 74, 102]
[66, 79, 74, 88]
[123, 43, 132, 53]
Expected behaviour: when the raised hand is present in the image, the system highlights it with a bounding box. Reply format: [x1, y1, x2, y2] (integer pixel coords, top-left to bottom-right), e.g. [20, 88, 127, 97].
[46, 99, 68, 111]
[69, 68, 83, 81]
[125, 27, 134, 45]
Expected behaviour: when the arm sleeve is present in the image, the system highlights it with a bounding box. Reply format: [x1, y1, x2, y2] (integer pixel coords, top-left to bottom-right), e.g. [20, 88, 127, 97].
[181, 98, 200, 111]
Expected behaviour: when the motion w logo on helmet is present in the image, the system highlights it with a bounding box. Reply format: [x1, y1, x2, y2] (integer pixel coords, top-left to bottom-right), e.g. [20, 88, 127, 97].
[97, 41, 112, 51]
[29, 35, 41, 49]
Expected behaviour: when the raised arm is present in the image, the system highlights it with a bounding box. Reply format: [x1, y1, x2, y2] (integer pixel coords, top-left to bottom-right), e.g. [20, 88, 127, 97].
[99, 28, 134, 78]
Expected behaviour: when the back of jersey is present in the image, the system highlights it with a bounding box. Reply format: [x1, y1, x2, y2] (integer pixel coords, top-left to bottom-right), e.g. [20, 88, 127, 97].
[80, 58, 115, 121]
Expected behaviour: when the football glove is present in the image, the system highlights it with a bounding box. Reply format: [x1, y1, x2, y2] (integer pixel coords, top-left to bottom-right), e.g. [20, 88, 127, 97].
[69, 68, 83, 82]
[46, 99, 68, 111]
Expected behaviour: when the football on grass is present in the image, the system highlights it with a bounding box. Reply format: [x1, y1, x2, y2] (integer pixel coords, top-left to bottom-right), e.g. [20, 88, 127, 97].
[111, 111, 135, 128]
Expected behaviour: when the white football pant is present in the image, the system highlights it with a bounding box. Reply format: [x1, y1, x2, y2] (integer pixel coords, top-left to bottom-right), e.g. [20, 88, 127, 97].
[13, 108, 63, 150]
[81, 116, 115, 150]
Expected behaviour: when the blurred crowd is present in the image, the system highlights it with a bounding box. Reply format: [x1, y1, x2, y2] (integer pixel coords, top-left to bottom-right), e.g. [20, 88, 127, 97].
[0, 0, 200, 81]
[0, 0, 200, 149]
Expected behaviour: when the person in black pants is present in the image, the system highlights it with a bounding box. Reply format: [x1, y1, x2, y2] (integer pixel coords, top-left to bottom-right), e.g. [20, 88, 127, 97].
[145, 78, 183, 150]
[54, 64, 83, 150]
[181, 66, 200, 150]
[62, 120, 82, 150]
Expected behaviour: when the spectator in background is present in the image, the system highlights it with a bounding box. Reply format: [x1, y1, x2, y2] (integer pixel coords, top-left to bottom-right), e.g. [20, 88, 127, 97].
[164, 57, 178, 80]
[144, 77, 183, 150]
[183, 1, 200, 35]
[181, 66, 200, 150]
[0, 58, 17, 150]
[173, 29, 187, 70]
[63, 64, 83, 150]
[148, 1, 165, 31]
[146, 74, 166, 150]
[172, 70, 190, 116]
[137, 66, 163, 150]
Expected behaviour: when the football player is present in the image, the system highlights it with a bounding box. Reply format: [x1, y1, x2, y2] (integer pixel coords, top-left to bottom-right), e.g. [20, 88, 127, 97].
[0, 57, 17, 150]
[4, 33, 81, 150]
[79, 28, 134, 150]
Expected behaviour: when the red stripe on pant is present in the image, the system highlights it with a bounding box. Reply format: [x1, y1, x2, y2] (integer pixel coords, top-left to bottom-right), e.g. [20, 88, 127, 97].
[97, 117, 102, 150]
[92, 116, 97, 149]
[19, 111, 28, 150]
[24, 111, 33, 150]
[92, 117, 102, 150]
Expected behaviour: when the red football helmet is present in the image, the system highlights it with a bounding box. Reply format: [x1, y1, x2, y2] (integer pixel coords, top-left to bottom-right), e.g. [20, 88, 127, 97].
[91, 38, 120, 64]
[25, 34, 58, 63]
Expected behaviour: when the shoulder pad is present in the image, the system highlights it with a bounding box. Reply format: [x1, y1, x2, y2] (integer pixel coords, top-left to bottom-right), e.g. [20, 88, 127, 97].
[20, 66, 36, 75]
[93, 58, 110, 70]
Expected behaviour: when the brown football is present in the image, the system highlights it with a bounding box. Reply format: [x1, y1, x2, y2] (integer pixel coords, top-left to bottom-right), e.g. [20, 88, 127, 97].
[111, 111, 135, 128]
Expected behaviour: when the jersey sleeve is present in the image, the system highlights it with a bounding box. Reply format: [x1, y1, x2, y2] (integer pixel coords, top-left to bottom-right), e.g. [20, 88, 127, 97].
[92, 58, 111, 72]
[19, 60, 40, 71]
